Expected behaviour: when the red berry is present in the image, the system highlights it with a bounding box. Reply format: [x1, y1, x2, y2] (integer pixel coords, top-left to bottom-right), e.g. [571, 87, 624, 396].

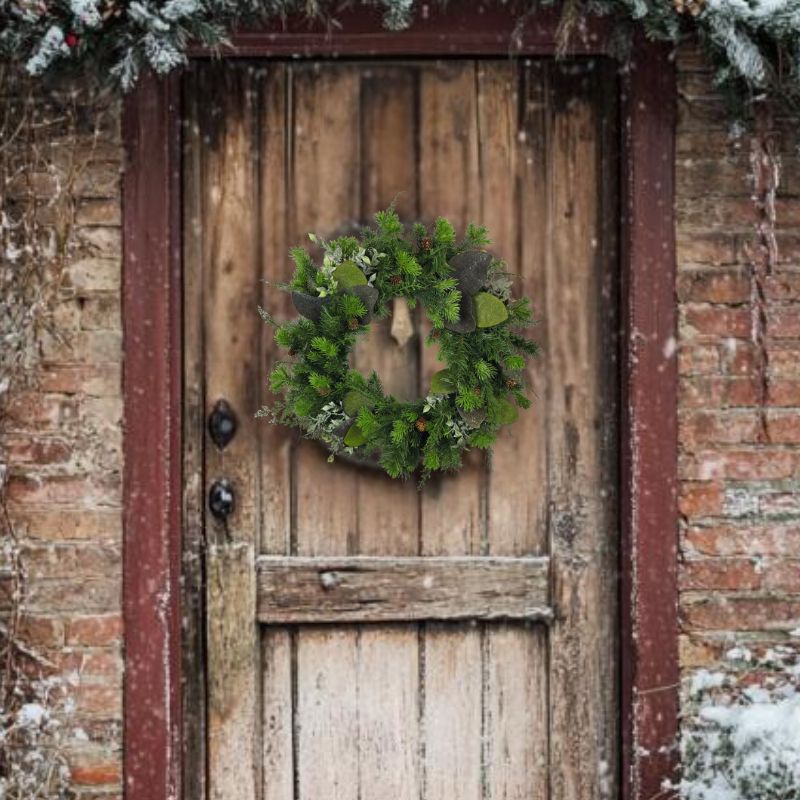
[65, 32, 80, 48]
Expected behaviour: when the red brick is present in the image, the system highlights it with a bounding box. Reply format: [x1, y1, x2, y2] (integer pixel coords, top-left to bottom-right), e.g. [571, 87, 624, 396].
[762, 561, 800, 592]
[766, 411, 800, 444]
[5, 474, 120, 506]
[680, 558, 761, 591]
[678, 344, 720, 376]
[2, 435, 72, 465]
[3, 392, 79, 432]
[680, 375, 761, 408]
[25, 578, 120, 613]
[680, 449, 797, 480]
[15, 613, 64, 648]
[72, 684, 122, 716]
[676, 231, 737, 265]
[721, 340, 757, 376]
[20, 543, 120, 580]
[768, 345, 800, 378]
[682, 304, 751, 338]
[764, 272, 800, 301]
[60, 650, 122, 678]
[679, 409, 761, 448]
[66, 614, 123, 646]
[677, 269, 750, 304]
[70, 760, 122, 787]
[38, 364, 121, 396]
[769, 307, 800, 338]
[684, 524, 800, 557]
[679, 481, 724, 518]
[9, 508, 121, 542]
[767, 379, 800, 406]
[681, 595, 800, 631]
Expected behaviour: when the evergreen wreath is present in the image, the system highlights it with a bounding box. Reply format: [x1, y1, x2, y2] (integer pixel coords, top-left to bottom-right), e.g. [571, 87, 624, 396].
[258, 208, 538, 482]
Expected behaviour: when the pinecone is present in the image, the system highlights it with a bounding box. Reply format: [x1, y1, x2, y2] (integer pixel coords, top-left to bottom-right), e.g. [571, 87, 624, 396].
[506, 378, 518, 390]
[473, 386, 482, 397]
[288, 348, 297, 357]
[347, 317, 360, 331]
[415, 417, 427, 432]
[420, 236, 433, 252]
[430, 329, 441, 340]
[389, 275, 403, 286]
[317, 386, 330, 397]
[674, 0, 705, 15]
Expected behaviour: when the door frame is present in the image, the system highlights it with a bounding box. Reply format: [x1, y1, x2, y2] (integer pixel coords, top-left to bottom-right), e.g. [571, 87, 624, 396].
[121, 6, 678, 800]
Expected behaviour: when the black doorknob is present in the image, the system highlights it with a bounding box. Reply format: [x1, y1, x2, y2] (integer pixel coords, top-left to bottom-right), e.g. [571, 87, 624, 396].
[208, 399, 237, 450]
[208, 479, 235, 522]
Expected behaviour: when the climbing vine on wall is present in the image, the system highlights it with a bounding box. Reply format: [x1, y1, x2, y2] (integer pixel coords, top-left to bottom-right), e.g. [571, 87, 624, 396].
[0, 0, 799, 116]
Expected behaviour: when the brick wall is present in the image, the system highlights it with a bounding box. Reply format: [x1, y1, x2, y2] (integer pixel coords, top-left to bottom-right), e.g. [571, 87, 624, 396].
[0, 88, 125, 797]
[0, 43, 798, 798]
[675, 45, 800, 672]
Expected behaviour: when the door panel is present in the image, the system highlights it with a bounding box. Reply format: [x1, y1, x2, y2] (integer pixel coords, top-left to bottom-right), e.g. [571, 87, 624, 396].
[184, 58, 619, 800]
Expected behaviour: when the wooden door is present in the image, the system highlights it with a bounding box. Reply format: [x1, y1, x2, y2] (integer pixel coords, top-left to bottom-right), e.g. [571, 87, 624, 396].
[183, 58, 619, 800]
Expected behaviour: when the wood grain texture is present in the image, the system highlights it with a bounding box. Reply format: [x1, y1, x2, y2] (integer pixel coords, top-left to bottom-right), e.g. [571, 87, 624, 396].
[476, 61, 550, 800]
[542, 62, 619, 800]
[257, 556, 551, 623]
[417, 60, 485, 800]
[185, 58, 621, 800]
[195, 64, 262, 800]
[207, 543, 258, 800]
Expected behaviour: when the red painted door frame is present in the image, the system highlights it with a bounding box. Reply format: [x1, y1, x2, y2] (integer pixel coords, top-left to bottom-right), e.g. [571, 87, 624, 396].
[122, 6, 678, 800]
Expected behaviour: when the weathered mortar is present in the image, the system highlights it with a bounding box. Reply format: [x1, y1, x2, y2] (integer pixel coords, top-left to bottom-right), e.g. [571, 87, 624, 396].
[0, 41, 798, 797]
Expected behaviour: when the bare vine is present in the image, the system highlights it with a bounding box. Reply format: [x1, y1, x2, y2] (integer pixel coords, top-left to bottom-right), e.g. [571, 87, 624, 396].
[0, 65, 107, 798]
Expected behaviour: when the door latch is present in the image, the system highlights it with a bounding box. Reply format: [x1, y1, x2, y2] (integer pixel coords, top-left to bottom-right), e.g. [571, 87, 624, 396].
[208, 399, 237, 450]
[208, 478, 235, 522]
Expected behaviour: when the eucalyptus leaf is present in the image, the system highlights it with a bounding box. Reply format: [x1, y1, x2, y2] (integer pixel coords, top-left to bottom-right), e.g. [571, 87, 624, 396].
[430, 368, 455, 395]
[344, 422, 368, 447]
[474, 291, 509, 328]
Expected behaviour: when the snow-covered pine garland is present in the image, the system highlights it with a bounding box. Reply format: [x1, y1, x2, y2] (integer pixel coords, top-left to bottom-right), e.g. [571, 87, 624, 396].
[0, 0, 798, 116]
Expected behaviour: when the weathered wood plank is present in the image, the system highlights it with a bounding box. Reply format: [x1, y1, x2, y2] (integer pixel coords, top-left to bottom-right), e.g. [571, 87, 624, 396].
[354, 65, 422, 800]
[418, 60, 484, 800]
[207, 543, 258, 800]
[291, 64, 362, 553]
[200, 64, 262, 800]
[544, 62, 619, 800]
[477, 61, 550, 800]
[261, 628, 293, 800]
[257, 63, 295, 800]
[257, 556, 551, 623]
[296, 628, 360, 800]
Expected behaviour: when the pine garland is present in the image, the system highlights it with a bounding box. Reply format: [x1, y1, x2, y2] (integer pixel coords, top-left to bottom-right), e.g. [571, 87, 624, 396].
[0, 1, 798, 117]
[258, 208, 538, 482]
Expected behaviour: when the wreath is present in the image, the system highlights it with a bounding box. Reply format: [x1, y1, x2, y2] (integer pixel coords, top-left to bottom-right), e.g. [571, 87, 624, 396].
[258, 208, 539, 482]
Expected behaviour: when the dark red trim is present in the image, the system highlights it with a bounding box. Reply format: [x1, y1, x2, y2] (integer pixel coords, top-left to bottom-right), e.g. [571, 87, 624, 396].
[122, 9, 678, 800]
[619, 35, 679, 800]
[190, 4, 612, 58]
[122, 70, 183, 800]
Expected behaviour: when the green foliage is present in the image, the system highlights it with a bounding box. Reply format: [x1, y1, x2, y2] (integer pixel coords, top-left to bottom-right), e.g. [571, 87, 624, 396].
[259, 208, 539, 482]
[2, 1, 798, 121]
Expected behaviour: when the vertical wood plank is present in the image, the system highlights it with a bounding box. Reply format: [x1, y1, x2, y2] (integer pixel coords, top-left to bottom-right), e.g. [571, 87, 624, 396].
[200, 64, 262, 800]
[258, 64, 294, 800]
[290, 64, 362, 800]
[262, 628, 294, 800]
[355, 66, 420, 553]
[477, 61, 549, 800]
[291, 64, 361, 552]
[260, 63, 293, 557]
[545, 62, 619, 800]
[418, 61, 483, 800]
[355, 66, 421, 800]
